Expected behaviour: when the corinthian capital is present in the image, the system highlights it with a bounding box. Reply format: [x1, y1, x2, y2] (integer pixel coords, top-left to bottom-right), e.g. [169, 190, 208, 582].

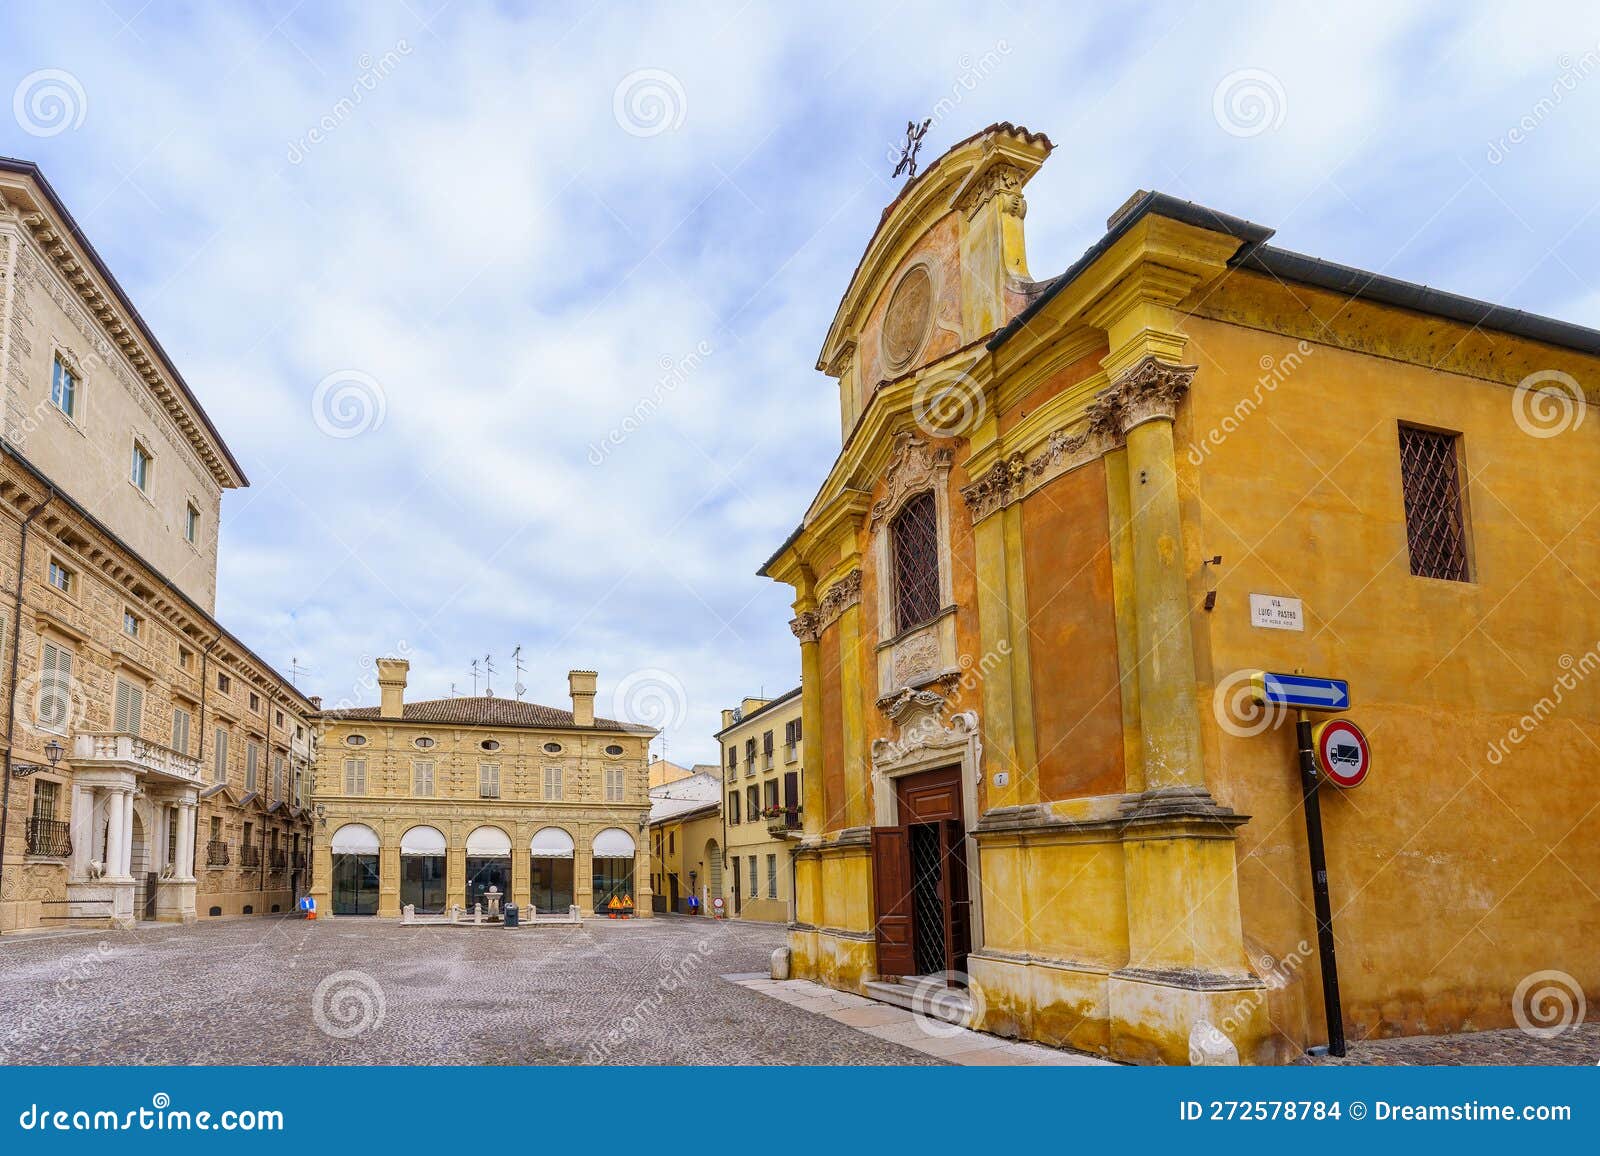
[1094, 356, 1196, 434]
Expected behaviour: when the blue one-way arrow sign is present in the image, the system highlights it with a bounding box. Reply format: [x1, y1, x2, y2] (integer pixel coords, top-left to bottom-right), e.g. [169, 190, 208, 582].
[1250, 671, 1350, 711]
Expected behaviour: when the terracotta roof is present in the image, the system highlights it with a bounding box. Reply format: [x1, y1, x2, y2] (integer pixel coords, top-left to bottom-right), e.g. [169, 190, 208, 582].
[318, 694, 649, 734]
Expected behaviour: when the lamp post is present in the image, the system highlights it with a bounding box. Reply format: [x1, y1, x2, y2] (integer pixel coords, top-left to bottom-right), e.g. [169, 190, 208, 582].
[9, 738, 64, 778]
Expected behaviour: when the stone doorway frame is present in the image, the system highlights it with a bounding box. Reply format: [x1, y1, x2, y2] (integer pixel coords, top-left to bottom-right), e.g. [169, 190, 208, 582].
[868, 697, 985, 958]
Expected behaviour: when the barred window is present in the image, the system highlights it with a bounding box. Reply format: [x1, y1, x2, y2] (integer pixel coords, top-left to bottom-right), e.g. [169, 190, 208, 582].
[891, 490, 941, 631]
[1399, 425, 1471, 582]
[766, 854, 778, 899]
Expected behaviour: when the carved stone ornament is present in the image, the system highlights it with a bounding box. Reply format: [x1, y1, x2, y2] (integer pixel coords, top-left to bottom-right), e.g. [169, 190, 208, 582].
[869, 432, 952, 531]
[789, 569, 862, 644]
[890, 630, 941, 687]
[957, 358, 1194, 522]
[1095, 356, 1196, 432]
[881, 263, 935, 373]
[955, 162, 1028, 220]
[875, 685, 947, 724]
[871, 708, 981, 770]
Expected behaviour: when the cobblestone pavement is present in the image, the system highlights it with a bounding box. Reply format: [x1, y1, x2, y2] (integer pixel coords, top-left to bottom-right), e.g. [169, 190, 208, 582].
[1297, 1023, 1599, 1066]
[0, 914, 945, 1065]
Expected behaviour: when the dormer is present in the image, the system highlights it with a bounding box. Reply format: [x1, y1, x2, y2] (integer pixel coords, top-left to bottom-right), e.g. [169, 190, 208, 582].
[818, 123, 1053, 439]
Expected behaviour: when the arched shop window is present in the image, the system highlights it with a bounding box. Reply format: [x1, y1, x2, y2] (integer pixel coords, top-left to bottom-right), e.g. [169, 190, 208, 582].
[592, 827, 636, 915]
[465, 825, 511, 910]
[400, 825, 447, 914]
[529, 827, 575, 912]
[330, 823, 380, 916]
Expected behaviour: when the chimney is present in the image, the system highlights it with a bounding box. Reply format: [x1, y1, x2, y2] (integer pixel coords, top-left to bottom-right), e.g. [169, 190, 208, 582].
[377, 657, 409, 720]
[309, 696, 322, 711]
[568, 670, 597, 727]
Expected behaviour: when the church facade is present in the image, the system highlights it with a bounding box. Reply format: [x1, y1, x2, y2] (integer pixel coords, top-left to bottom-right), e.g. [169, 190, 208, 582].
[761, 123, 1600, 1063]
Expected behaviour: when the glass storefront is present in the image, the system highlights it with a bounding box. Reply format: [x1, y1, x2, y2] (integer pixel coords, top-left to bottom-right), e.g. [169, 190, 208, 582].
[531, 856, 574, 912]
[401, 855, 447, 913]
[592, 856, 634, 914]
[332, 854, 379, 915]
[465, 857, 510, 910]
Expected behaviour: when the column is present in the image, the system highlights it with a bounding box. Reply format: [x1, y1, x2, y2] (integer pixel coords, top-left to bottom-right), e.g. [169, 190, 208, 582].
[791, 588, 824, 841]
[1116, 360, 1205, 793]
[177, 801, 197, 881]
[119, 789, 136, 878]
[573, 837, 593, 915]
[105, 789, 127, 879]
[69, 785, 95, 876]
[835, 599, 870, 830]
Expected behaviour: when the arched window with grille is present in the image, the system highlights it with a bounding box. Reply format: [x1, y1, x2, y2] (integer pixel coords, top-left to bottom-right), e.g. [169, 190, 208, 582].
[891, 490, 941, 632]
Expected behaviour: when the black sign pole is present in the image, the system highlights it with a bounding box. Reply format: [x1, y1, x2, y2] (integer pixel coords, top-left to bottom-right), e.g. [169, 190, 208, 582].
[1296, 711, 1346, 1056]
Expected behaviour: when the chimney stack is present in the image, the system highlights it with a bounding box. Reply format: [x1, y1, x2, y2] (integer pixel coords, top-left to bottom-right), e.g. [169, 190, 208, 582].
[568, 670, 597, 727]
[377, 657, 409, 720]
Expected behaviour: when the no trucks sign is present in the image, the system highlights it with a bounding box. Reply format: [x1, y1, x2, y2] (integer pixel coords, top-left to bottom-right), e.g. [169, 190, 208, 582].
[1314, 718, 1370, 788]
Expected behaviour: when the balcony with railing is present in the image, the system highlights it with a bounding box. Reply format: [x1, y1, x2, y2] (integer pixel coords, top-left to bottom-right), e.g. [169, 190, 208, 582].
[269, 849, 288, 872]
[26, 817, 71, 858]
[763, 806, 802, 837]
[206, 840, 230, 867]
[73, 733, 203, 785]
[240, 844, 261, 869]
[295, 852, 308, 870]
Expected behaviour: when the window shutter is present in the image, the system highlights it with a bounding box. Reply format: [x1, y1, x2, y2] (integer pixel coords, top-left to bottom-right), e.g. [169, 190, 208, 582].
[172, 708, 190, 755]
[214, 729, 229, 782]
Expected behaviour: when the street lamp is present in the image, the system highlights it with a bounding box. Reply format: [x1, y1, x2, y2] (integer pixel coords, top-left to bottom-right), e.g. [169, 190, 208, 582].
[10, 738, 64, 779]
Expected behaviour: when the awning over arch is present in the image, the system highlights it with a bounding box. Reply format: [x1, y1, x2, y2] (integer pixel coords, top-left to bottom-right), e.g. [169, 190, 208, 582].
[331, 823, 379, 855]
[593, 827, 636, 858]
[530, 827, 574, 858]
[400, 825, 446, 856]
[466, 825, 512, 857]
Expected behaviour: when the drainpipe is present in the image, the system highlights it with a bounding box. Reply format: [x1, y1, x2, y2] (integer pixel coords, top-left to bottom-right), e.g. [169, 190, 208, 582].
[0, 492, 56, 929]
[194, 636, 220, 878]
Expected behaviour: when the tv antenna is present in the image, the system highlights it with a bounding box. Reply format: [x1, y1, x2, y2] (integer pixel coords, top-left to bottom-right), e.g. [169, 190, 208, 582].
[512, 645, 526, 700]
[288, 657, 308, 687]
[483, 653, 495, 696]
[469, 658, 480, 696]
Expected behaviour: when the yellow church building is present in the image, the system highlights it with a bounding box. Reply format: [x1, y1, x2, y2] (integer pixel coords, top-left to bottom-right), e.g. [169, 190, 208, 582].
[761, 123, 1599, 1064]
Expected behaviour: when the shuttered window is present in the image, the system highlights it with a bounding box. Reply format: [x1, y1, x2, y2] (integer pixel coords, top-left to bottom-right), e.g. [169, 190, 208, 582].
[543, 766, 563, 801]
[413, 760, 435, 797]
[245, 742, 260, 792]
[172, 707, 191, 756]
[213, 728, 229, 782]
[479, 763, 500, 799]
[113, 677, 144, 736]
[273, 754, 285, 799]
[343, 758, 367, 795]
[891, 490, 941, 631]
[604, 765, 624, 802]
[38, 642, 73, 732]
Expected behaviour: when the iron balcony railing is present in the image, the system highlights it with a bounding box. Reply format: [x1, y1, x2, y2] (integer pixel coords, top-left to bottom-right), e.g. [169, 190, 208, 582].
[294, 852, 308, 870]
[269, 849, 288, 872]
[240, 845, 261, 869]
[206, 839, 230, 867]
[26, 817, 71, 858]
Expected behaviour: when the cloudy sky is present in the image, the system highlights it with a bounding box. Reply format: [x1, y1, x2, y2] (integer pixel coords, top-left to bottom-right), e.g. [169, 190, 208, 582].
[2, 1, 1598, 764]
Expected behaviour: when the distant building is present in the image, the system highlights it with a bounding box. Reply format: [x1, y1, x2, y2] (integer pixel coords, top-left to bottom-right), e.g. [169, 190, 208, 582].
[311, 661, 655, 918]
[715, 689, 803, 922]
[647, 768, 722, 914]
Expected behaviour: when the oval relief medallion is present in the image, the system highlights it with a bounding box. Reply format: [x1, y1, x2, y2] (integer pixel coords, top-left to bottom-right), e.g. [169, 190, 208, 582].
[881, 263, 934, 372]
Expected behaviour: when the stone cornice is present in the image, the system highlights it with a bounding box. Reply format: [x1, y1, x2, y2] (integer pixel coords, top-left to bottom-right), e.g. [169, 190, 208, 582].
[0, 184, 243, 490]
[952, 160, 1029, 220]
